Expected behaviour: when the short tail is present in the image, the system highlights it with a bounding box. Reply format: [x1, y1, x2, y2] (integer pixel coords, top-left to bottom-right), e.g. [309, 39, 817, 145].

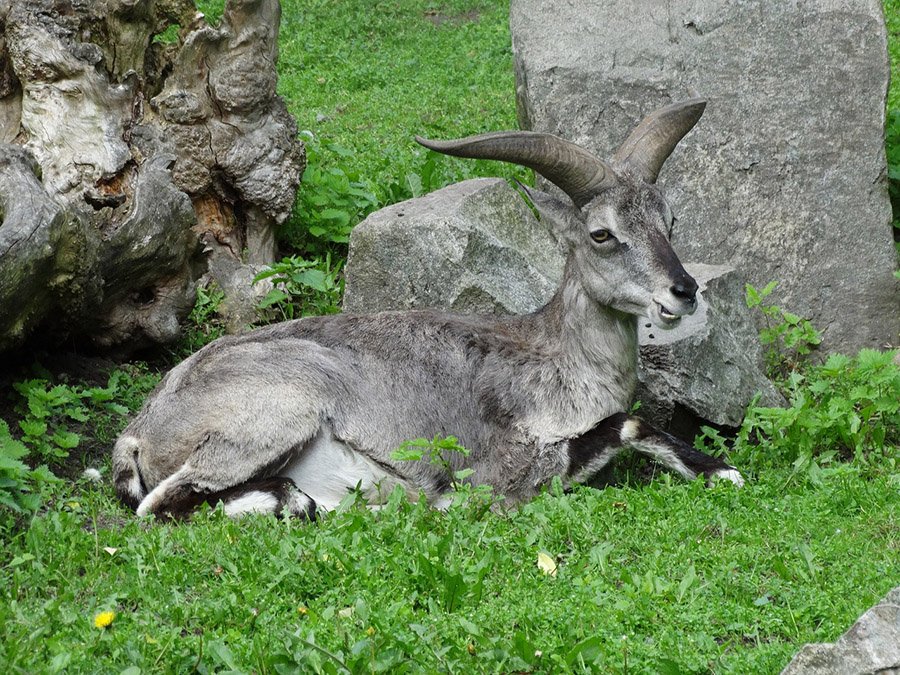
[112, 436, 146, 511]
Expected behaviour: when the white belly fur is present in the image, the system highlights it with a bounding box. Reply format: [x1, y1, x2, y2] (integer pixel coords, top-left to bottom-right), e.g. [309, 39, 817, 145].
[282, 425, 412, 512]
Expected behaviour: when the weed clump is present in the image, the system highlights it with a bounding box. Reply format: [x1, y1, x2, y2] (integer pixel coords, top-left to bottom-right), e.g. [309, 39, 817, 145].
[695, 284, 899, 485]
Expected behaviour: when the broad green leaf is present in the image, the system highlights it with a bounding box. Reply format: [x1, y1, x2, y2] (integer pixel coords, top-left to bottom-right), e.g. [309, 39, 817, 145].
[565, 635, 602, 667]
[18, 420, 47, 438]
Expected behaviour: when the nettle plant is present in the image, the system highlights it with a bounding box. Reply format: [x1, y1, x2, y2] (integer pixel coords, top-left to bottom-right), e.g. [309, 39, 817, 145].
[741, 349, 899, 482]
[254, 253, 344, 322]
[1, 367, 160, 524]
[0, 421, 55, 517]
[178, 282, 227, 356]
[745, 281, 821, 378]
[281, 131, 379, 256]
[13, 378, 127, 463]
[391, 435, 495, 511]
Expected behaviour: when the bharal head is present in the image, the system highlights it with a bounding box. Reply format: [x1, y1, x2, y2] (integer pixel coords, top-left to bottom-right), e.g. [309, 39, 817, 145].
[416, 98, 705, 329]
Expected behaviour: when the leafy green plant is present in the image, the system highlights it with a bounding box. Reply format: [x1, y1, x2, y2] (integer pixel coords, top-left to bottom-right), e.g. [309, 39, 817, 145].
[11, 366, 159, 465]
[0, 421, 55, 521]
[380, 148, 465, 204]
[255, 253, 344, 322]
[746, 281, 822, 378]
[1, 365, 159, 527]
[281, 132, 379, 256]
[13, 380, 114, 464]
[697, 285, 898, 484]
[178, 282, 226, 355]
[737, 350, 899, 482]
[392, 435, 474, 490]
[885, 109, 900, 223]
[697, 349, 900, 484]
[391, 435, 498, 513]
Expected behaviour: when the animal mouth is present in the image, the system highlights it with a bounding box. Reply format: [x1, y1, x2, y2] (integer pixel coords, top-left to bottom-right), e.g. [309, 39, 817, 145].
[655, 302, 682, 326]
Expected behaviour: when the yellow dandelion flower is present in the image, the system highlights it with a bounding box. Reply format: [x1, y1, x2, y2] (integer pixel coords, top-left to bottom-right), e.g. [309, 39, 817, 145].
[94, 610, 115, 629]
[297, 606, 308, 615]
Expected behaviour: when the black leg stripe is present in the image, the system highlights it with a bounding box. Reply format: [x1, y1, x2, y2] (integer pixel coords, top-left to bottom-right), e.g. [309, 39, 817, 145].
[566, 412, 629, 476]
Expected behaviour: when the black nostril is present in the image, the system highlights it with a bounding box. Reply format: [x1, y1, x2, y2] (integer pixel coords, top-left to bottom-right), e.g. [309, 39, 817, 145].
[671, 276, 698, 303]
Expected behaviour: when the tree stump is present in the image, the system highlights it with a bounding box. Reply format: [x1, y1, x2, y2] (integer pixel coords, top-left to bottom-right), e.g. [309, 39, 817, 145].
[0, 0, 305, 352]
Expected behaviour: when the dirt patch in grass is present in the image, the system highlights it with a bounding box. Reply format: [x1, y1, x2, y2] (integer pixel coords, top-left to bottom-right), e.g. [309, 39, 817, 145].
[423, 7, 480, 26]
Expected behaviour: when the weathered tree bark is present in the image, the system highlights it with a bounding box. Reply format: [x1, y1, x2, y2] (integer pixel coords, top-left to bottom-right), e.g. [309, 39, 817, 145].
[0, 0, 304, 352]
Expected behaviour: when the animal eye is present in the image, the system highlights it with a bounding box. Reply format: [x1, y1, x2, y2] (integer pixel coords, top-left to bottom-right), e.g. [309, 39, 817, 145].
[590, 229, 611, 243]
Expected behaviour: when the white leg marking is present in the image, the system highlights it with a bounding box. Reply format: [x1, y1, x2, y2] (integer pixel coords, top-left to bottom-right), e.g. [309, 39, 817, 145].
[116, 436, 144, 502]
[281, 489, 314, 517]
[712, 468, 745, 487]
[223, 491, 279, 517]
[620, 419, 641, 442]
[569, 449, 622, 486]
[127, 472, 143, 500]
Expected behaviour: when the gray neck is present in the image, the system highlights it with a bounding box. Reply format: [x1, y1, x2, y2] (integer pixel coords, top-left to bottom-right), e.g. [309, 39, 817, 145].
[530, 257, 639, 398]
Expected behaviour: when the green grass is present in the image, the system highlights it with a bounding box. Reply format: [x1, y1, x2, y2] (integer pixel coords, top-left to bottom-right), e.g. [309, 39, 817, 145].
[886, 0, 900, 111]
[275, 0, 523, 193]
[1, 471, 897, 673]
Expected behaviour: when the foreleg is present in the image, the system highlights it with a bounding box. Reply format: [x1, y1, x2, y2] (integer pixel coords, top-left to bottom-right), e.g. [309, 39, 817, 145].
[565, 413, 743, 486]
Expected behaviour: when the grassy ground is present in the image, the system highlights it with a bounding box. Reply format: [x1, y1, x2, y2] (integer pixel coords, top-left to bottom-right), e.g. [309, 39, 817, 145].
[1, 469, 896, 673]
[1, 1, 898, 673]
[277, 0, 520, 182]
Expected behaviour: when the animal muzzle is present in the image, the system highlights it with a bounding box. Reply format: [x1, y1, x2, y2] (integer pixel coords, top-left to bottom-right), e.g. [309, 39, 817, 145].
[651, 272, 699, 328]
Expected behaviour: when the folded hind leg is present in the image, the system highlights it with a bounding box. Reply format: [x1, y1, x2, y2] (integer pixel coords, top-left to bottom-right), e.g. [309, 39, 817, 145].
[136, 469, 317, 520]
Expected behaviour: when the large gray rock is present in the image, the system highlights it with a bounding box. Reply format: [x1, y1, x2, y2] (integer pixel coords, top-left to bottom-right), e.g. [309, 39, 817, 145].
[637, 263, 783, 431]
[781, 586, 900, 675]
[343, 178, 564, 315]
[510, 0, 898, 354]
[343, 179, 778, 431]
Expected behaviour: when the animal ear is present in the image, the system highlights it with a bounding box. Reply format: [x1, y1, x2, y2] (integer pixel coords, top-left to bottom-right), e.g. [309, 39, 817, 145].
[515, 181, 580, 236]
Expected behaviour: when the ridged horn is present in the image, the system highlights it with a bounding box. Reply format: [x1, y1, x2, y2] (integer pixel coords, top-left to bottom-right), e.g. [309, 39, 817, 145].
[415, 131, 617, 207]
[612, 98, 707, 184]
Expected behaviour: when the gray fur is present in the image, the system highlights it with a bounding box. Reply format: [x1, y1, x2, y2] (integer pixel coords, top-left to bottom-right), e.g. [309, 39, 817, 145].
[113, 99, 742, 518]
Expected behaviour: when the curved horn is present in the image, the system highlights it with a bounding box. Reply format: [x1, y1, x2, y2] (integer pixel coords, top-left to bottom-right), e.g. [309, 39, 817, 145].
[415, 131, 616, 207]
[612, 98, 707, 184]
